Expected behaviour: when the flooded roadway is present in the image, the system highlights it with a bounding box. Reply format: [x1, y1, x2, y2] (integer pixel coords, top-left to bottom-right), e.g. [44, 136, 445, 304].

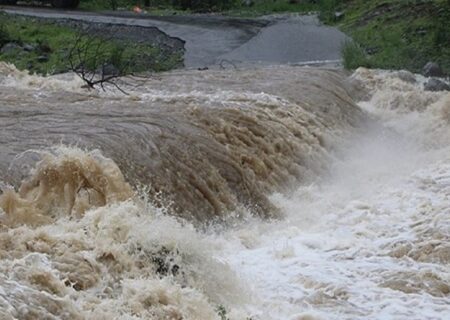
[0, 7, 348, 68]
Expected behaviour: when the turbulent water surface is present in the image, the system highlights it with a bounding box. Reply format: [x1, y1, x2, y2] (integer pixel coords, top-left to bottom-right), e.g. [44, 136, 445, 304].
[0, 63, 449, 319]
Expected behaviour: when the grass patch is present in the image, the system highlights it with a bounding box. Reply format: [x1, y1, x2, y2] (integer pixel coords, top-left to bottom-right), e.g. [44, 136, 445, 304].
[335, 0, 450, 73]
[78, 0, 322, 15]
[79, 0, 227, 12]
[4, 1, 447, 75]
[0, 23, 12, 47]
[226, 0, 319, 17]
[78, 0, 142, 11]
[341, 40, 370, 69]
[0, 13, 183, 75]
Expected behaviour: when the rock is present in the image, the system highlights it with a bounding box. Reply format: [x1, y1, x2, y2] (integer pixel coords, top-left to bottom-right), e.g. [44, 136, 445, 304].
[37, 55, 49, 63]
[366, 46, 379, 55]
[396, 70, 416, 84]
[22, 44, 35, 52]
[424, 78, 450, 92]
[37, 42, 52, 54]
[242, 0, 254, 6]
[415, 27, 427, 36]
[334, 11, 345, 20]
[0, 42, 22, 55]
[422, 62, 444, 77]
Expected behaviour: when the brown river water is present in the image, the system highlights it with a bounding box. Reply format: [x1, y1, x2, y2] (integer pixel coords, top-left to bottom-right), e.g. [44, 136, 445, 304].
[0, 63, 449, 319]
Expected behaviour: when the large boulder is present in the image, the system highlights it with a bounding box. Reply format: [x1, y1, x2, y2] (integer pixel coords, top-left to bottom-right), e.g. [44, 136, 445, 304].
[424, 78, 450, 92]
[0, 42, 22, 55]
[37, 55, 49, 63]
[22, 44, 36, 52]
[422, 62, 445, 77]
[334, 11, 345, 20]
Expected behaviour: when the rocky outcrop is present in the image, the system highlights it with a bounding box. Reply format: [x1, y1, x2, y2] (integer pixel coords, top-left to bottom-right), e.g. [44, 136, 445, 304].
[424, 78, 450, 92]
[423, 62, 445, 77]
[0, 42, 21, 54]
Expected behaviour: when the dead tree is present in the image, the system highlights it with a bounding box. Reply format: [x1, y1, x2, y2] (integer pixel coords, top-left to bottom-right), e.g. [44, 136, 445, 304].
[68, 30, 129, 93]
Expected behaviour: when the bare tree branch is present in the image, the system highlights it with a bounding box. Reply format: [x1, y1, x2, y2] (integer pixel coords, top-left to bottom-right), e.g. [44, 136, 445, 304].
[68, 27, 142, 93]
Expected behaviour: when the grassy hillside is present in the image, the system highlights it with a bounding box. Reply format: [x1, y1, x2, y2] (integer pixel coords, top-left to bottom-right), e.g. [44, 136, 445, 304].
[2, 1, 448, 74]
[0, 14, 183, 75]
[230, 0, 449, 73]
[81, 0, 449, 73]
[79, 0, 324, 15]
[333, 0, 450, 73]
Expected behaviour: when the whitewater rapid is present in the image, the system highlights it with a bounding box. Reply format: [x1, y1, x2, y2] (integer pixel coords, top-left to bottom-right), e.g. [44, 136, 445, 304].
[0, 63, 449, 319]
[215, 69, 450, 319]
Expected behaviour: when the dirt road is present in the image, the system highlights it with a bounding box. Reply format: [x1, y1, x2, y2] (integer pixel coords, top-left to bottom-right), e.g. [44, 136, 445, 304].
[1, 6, 348, 68]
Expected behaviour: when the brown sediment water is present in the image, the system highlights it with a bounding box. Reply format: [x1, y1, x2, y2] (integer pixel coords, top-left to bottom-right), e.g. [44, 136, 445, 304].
[1, 63, 449, 319]
[0, 63, 365, 221]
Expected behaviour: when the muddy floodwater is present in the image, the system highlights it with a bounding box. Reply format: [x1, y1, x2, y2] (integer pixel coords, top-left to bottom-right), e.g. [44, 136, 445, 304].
[0, 63, 449, 319]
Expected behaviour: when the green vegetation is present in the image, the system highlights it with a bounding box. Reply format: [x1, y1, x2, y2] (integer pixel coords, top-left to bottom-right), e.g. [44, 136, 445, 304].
[226, 0, 449, 73]
[78, 0, 140, 11]
[0, 14, 182, 75]
[334, 0, 450, 73]
[215, 304, 254, 320]
[171, 0, 238, 11]
[341, 40, 369, 69]
[79, 0, 236, 12]
[0, 23, 11, 47]
[216, 305, 230, 320]
[2, 1, 448, 75]
[78, 0, 320, 14]
[76, 0, 450, 74]
[225, 0, 319, 17]
[222, 0, 448, 73]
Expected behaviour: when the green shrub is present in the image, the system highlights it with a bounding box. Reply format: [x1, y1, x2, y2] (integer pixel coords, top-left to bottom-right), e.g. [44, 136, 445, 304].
[171, 0, 237, 12]
[0, 15, 182, 76]
[0, 22, 11, 48]
[341, 40, 370, 70]
[318, 0, 344, 23]
[216, 305, 230, 320]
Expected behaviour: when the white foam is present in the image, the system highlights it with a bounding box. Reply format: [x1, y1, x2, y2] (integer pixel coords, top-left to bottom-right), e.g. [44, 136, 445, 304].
[214, 69, 450, 319]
